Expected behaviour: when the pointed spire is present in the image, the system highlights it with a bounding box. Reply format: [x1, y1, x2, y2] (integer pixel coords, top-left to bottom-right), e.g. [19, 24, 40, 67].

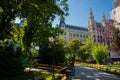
[88, 8, 94, 32]
[101, 11, 106, 27]
[89, 8, 94, 19]
[102, 11, 106, 22]
[90, 8, 92, 14]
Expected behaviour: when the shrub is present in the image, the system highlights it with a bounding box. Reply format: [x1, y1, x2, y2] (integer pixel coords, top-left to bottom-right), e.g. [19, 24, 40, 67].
[91, 43, 109, 64]
[0, 40, 27, 78]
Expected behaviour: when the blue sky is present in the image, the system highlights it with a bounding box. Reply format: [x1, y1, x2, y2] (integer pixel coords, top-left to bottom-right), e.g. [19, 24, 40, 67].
[52, 0, 114, 28]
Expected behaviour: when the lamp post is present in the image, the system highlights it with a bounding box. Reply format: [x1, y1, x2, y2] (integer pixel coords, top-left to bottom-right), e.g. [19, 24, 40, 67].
[48, 37, 55, 79]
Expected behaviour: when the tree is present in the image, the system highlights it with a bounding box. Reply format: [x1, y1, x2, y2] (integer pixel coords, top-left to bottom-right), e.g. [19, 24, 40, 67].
[111, 27, 120, 52]
[0, 0, 69, 68]
[0, 0, 24, 40]
[22, 0, 69, 49]
[39, 36, 66, 65]
[66, 38, 82, 62]
[21, 0, 69, 65]
[91, 43, 109, 64]
[0, 0, 69, 40]
[80, 36, 94, 62]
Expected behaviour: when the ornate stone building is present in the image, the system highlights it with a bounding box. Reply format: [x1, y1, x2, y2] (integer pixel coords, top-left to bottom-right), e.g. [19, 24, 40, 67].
[57, 0, 120, 60]
[88, 9, 108, 44]
[58, 19, 91, 42]
[58, 9, 108, 43]
[110, 0, 120, 29]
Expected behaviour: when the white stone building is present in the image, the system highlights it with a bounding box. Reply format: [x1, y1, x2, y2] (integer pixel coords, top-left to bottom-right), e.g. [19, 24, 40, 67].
[57, 19, 92, 42]
[110, 0, 120, 29]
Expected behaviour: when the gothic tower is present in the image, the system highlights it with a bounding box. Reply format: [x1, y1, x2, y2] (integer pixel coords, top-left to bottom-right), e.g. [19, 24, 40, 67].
[88, 8, 94, 32]
[101, 11, 106, 27]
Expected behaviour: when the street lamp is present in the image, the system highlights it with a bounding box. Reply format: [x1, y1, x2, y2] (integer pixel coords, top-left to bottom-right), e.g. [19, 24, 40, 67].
[48, 37, 55, 79]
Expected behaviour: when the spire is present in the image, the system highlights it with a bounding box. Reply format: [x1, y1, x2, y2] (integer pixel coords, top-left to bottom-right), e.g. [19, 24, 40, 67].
[88, 8, 94, 32]
[89, 8, 94, 19]
[102, 11, 106, 22]
[101, 11, 106, 27]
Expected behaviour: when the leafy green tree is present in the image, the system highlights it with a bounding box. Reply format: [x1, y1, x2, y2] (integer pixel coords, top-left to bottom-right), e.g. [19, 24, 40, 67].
[0, 0, 24, 40]
[21, 0, 68, 66]
[0, 0, 69, 68]
[0, 0, 69, 40]
[39, 36, 66, 65]
[91, 43, 109, 64]
[77, 48, 89, 62]
[80, 36, 94, 62]
[22, 0, 69, 49]
[66, 38, 82, 62]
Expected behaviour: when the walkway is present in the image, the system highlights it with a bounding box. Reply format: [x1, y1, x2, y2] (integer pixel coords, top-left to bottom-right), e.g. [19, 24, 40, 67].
[70, 66, 120, 80]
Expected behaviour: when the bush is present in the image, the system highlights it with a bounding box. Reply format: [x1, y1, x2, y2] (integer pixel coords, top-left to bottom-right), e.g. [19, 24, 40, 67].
[0, 40, 27, 78]
[91, 43, 109, 64]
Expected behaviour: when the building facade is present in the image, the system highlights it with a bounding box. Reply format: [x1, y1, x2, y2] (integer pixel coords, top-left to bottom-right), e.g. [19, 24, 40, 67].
[110, 0, 120, 59]
[58, 9, 110, 44]
[110, 0, 120, 29]
[58, 19, 91, 42]
[57, 0, 120, 59]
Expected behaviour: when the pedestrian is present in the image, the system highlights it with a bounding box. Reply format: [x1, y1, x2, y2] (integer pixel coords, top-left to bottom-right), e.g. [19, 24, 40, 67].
[66, 62, 75, 80]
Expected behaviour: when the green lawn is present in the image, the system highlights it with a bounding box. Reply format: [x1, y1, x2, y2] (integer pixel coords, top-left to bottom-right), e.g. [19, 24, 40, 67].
[1, 71, 64, 80]
[2, 71, 44, 80]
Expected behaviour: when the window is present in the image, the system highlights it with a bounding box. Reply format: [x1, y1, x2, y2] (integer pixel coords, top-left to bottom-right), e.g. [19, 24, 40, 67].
[77, 34, 79, 37]
[83, 35, 85, 38]
[69, 33, 72, 37]
[80, 34, 82, 38]
[73, 34, 75, 37]
[64, 32, 66, 35]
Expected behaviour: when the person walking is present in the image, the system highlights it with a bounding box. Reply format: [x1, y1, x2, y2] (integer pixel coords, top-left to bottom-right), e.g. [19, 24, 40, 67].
[66, 62, 75, 80]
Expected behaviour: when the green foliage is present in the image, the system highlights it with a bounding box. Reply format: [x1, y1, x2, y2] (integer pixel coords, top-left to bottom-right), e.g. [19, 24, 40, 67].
[12, 25, 25, 47]
[81, 36, 94, 54]
[0, 0, 68, 40]
[80, 36, 94, 62]
[91, 43, 109, 64]
[39, 38, 66, 65]
[66, 38, 82, 62]
[77, 49, 89, 62]
[0, 40, 27, 78]
[0, 0, 23, 39]
[22, 0, 69, 49]
[26, 46, 39, 67]
[2, 71, 43, 80]
[0, 0, 69, 69]
[52, 38, 66, 65]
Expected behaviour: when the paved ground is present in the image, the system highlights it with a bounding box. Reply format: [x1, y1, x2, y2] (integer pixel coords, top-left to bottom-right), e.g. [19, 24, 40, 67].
[69, 66, 120, 80]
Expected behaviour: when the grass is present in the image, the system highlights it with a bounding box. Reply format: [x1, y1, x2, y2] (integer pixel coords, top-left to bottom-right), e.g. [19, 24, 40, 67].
[1, 71, 65, 80]
[103, 64, 120, 68]
[2, 71, 45, 80]
[44, 73, 65, 80]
